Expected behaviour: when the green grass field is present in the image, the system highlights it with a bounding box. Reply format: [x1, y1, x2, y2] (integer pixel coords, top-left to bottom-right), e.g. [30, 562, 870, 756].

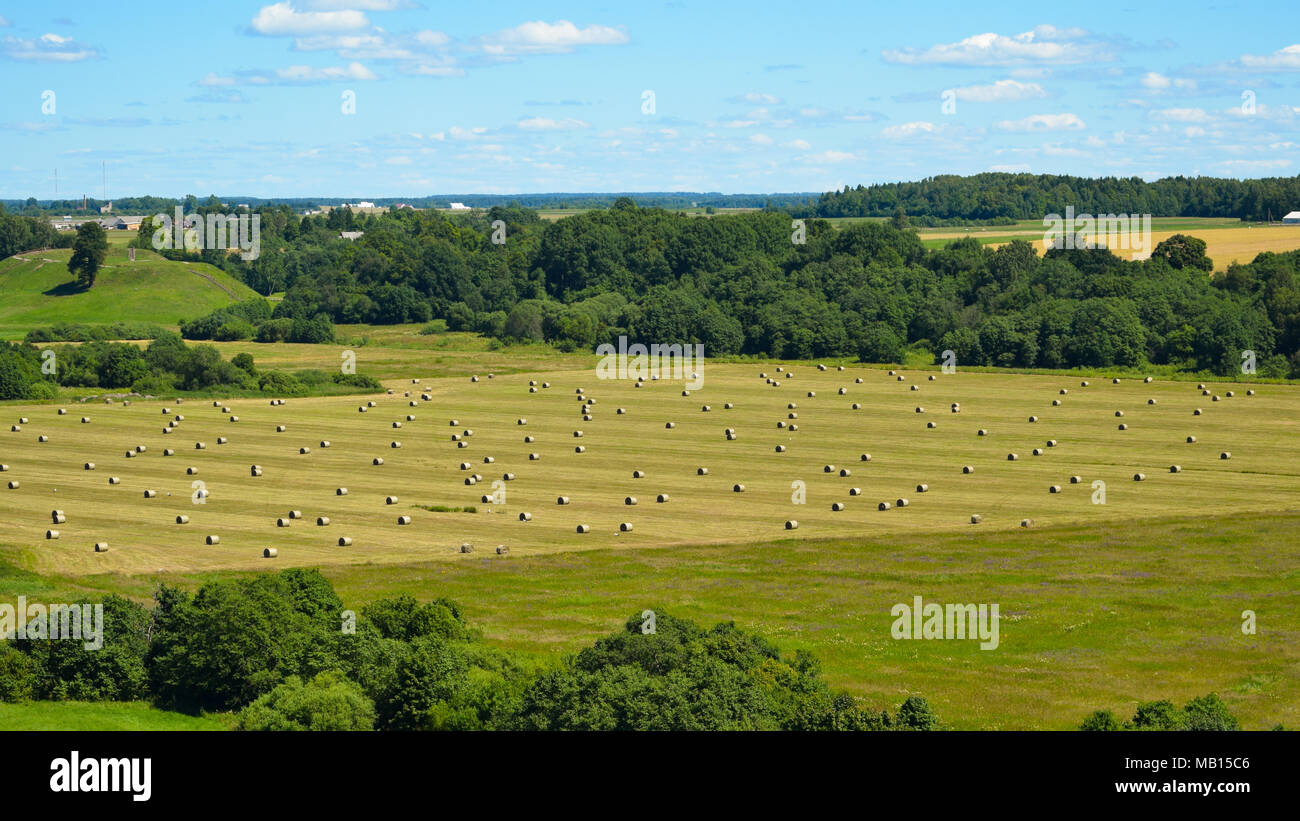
[0, 245, 255, 340]
[1, 359, 1297, 728]
[0, 700, 227, 730]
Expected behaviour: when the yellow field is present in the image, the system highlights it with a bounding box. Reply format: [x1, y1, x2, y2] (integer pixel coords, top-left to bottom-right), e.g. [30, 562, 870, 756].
[2, 363, 1297, 577]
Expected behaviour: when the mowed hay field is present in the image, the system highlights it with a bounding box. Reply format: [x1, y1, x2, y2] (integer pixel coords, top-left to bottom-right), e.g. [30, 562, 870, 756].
[2, 364, 1299, 573]
[1, 363, 1298, 728]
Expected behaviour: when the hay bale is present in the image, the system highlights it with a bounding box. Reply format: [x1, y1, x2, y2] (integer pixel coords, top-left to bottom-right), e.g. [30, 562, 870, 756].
[840, 468, 851, 477]
[910, 385, 919, 392]
[788, 412, 798, 419]
[339, 537, 355, 547]
[807, 391, 816, 398]
[195, 442, 206, 450]
[1193, 409, 1202, 415]
[6, 481, 16, 489]
[300, 447, 310, 454]
[1021, 519, 1033, 528]
[1187, 436, 1197, 443]
[335, 487, 348, 496]
[962, 465, 974, 474]
[392, 421, 402, 429]
[855, 377, 864, 384]
[831, 502, 845, 511]
[897, 375, 904, 382]
[518, 512, 532, 522]
[108, 477, 120, 485]
[1212, 395, 1221, 402]
[838, 387, 847, 395]
[1133, 473, 1146, 481]
[632, 470, 645, 478]
[187, 466, 199, 475]
[277, 425, 287, 432]
[697, 467, 709, 475]
[1032, 448, 1043, 456]
[849, 487, 862, 496]
[1118, 423, 1128, 430]
[664, 422, 675, 429]
[785, 520, 797, 530]
[263, 548, 277, 559]
[1203, 389, 1212, 396]
[970, 514, 983, 524]
[94, 543, 109, 553]
[315, 516, 332, 526]
[896, 498, 910, 507]
[625, 496, 638, 506]
[1145, 376, 1153, 383]
[458, 541, 472, 552]
[682, 390, 691, 397]
[1046, 439, 1058, 447]
[1112, 378, 1121, 384]
[143, 490, 158, 498]
[386, 496, 399, 505]
[1080, 381, 1089, 387]
[556, 496, 571, 505]
[125, 450, 137, 458]
[81, 417, 90, 423]
[58, 408, 67, 415]
[1247, 389, 1255, 396]
[1049, 485, 1062, 493]
[1070, 475, 1082, 483]
[617, 408, 627, 415]
[977, 429, 988, 436]
[701, 405, 711, 412]
[205, 535, 220, 545]
[852, 403, 861, 410]
[529, 453, 541, 460]
[818, 364, 827, 371]
[1007, 453, 1019, 461]
[1220, 451, 1231, 460]
[733, 483, 745, 493]
[574, 445, 586, 453]
[1170, 465, 1182, 473]
[229, 417, 239, 423]
[38, 435, 49, 443]
[1147, 399, 1157, 405]
[860, 453, 872, 462]
[777, 421, 786, 429]
[465, 476, 478, 485]
[397, 515, 412, 525]
[1226, 390, 1235, 398]
[0, 464, 6, 471]
[51, 512, 66, 524]
[878, 501, 891, 511]
[774, 445, 787, 453]
[927, 421, 937, 429]
[726, 432, 738, 440]
[496, 544, 510, 554]
[390, 441, 401, 449]
[1028, 415, 1038, 422]
[9, 425, 19, 432]
[46, 530, 60, 540]
[276, 517, 291, 527]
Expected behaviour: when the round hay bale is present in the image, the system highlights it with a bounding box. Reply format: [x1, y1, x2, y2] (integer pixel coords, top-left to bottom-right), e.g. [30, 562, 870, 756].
[94, 543, 109, 553]
[1212, 395, 1221, 402]
[480, 494, 492, 504]
[205, 535, 220, 545]
[855, 377, 864, 384]
[656, 493, 670, 503]
[1029, 415, 1038, 422]
[1133, 473, 1146, 481]
[465, 476, 477, 485]
[518, 512, 532, 522]
[1049, 484, 1062, 493]
[1032, 448, 1044, 456]
[1080, 381, 1089, 387]
[495, 544, 510, 554]
[831, 502, 845, 511]
[81, 417, 90, 423]
[1145, 376, 1153, 383]
[1170, 465, 1182, 473]
[0, 464, 6, 471]
[300, 447, 310, 454]
[1147, 399, 1157, 405]
[276, 517, 290, 527]
[807, 391, 816, 398]
[37, 435, 48, 443]
[195, 442, 206, 450]
[335, 487, 348, 496]
[9, 425, 19, 432]
[481, 456, 495, 464]
[556, 496, 571, 505]
[46, 530, 60, 540]
[838, 388, 847, 395]
[970, 514, 983, 524]
[1021, 519, 1033, 528]
[143, 490, 158, 498]
[1046, 440, 1058, 447]
[697, 467, 709, 475]
[788, 412, 798, 419]
[316, 516, 331, 526]
[784, 520, 798, 530]
[51, 512, 66, 524]
[897, 375, 904, 382]
[372, 458, 384, 466]
[1007, 453, 1019, 461]
[733, 484, 745, 493]
[1070, 475, 1082, 484]
[392, 421, 402, 429]
[726, 432, 738, 440]
[860, 453, 872, 462]
[624, 496, 638, 506]
[849, 487, 862, 496]
[915, 483, 931, 493]
[962, 465, 974, 474]
[701, 405, 711, 412]
[1193, 408, 1202, 415]
[277, 425, 287, 432]
[1203, 389, 1212, 396]
[840, 468, 851, 477]
[927, 421, 937, 429]
[852, 403, 861, 410]
[59, 408, 67, 415]
[777, 421, 786, 429]
[911, 385, 919, 392]
[263, 548, 277, 559]
[896, 498, 910, 507]
[529, 453, 541, 461]
[1226, 390, 1235, 398]
[1220, 451, 1231, 460]
[1187, 436, 1197, 443]
[108, 477, 120, 485]
[187, 467, 199, 475]
[288, 510, 303, 519]
[878, 501, 891, 511]
[888, 370, 896, 376]
[818, 364, 827, 371]
[1114, 410, 1125, 417]
[574, 445, 586, 453]
[774, 445, 786, 453]
[664, 422, 675, 429]
[1112, 378, 1121, 384]
[978, 429, 988, 436]
[523, 435, 535, 443]
[928, 375, 937, 381]
[1247, 389, 1255, 396]
[1118, 423, 1128, 430]
[583, 415, 593, 422]
[125, 449, 137, 458]
[6, 481, 16, 489]
[390, 441, 401, 449]
[397, 515, 413, 525]
[229, 416, 239, 423]
[385, 496, 400, 505]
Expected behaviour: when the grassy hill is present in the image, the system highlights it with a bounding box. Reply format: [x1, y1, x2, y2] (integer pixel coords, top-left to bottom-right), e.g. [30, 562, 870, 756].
[0, 701, 227, 730]
[0, 245, 257, 340]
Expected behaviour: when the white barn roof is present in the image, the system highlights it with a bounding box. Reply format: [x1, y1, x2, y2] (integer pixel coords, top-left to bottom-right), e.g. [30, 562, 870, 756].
[1283, 211, 1300, 221]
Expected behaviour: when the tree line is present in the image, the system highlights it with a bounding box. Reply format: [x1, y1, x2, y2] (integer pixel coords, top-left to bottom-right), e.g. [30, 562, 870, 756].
[0, 569, 936, 731]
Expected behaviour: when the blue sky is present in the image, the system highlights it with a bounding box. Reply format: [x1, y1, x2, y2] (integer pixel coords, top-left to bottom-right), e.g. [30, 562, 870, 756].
[1, 1, 1298, 199]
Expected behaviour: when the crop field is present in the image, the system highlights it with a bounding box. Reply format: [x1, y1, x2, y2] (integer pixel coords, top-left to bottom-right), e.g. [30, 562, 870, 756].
[1, 361, 1297, 728]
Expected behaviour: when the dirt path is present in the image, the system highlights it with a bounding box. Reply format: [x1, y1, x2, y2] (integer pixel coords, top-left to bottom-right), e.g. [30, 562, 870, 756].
[186, 266, 238, 299]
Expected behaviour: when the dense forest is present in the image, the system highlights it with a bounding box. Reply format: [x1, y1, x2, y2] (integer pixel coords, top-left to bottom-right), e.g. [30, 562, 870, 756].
[793, 172, 1300, 222]
[0, 569, 934, 731]
[166, 198, 1300, 378]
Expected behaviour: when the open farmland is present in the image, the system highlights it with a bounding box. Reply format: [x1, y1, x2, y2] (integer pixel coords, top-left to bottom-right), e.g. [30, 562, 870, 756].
[2, 363, 1297, 575]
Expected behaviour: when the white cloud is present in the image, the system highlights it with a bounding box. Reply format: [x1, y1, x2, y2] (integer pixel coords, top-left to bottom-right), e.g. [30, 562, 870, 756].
[251, 3, 369, 36]
[2, 34, 98, 61]
[722, 119, 759, 128]
[1141, 72, 1170, 90]
[952, 79, 1047, 103]
[1239, 44, 1300, 71]
[989, 163, 1032, 172]
[517, 117, 589, 130]
[785, 138, 811, 150]
[749, 133, 774, 145]
[479, 20, 628, 56]
[1149, 107, 1207, 123]
[882, 121, 936, 138]
[883, 26, 1108, 66]
[275, 62, 377, 82]
[0, 16, 10, 27]
[740, 92, 780, 104]
[409, 64, 464, 77]
[300, 0, 414, 9]
[802, 150, 856, 163]
[996, 112, 1085, 131]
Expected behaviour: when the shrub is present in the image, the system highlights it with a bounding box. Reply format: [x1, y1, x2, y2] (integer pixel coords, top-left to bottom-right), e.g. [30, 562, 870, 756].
[234, 672, 376, 731]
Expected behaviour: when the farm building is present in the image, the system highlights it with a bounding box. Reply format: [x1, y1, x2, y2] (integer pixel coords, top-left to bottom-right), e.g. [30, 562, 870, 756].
[1284, 211, 1300, 225]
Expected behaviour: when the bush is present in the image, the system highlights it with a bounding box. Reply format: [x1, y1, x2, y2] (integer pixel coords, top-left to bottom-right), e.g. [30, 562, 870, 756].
[214, 319, 256, 341]
[234, 672, 376, 731]
[0, 644, 37, 702]
[1080, 709, 1122, 731]
[256, 318, 294, 343]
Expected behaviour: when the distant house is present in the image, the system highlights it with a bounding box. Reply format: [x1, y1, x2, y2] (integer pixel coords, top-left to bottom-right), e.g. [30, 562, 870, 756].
[99, 202, 113, 214]
[449, 202, 471, 211]
[1284, 211, 1300, 224]
[339, 231, 365, 241]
